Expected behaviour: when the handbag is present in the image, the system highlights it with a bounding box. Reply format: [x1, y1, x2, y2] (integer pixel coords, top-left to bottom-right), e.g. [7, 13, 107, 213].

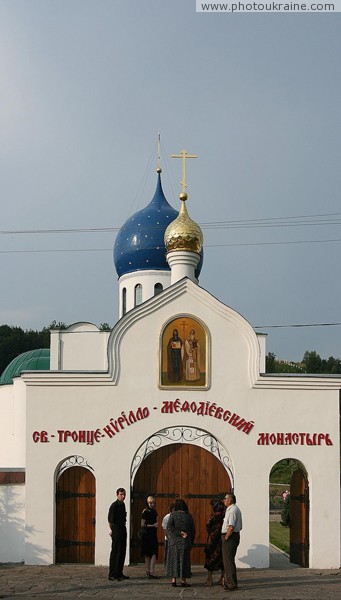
[138, 526, 147, 539]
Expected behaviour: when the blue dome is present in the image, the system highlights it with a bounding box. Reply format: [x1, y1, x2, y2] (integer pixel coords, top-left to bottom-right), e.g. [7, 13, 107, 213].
[114, 174, 179, 277]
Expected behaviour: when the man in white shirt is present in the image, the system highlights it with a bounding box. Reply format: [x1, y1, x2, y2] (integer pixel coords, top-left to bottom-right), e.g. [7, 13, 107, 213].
[161, 502, 175, 564]
[221, 493, 242, 591]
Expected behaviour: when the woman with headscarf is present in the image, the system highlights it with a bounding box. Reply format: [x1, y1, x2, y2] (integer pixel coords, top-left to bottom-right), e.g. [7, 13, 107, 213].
[166, 498, 195, 588]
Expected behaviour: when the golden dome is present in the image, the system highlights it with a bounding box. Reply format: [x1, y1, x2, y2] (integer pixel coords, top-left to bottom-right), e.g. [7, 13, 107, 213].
[164, 196, 203, 253]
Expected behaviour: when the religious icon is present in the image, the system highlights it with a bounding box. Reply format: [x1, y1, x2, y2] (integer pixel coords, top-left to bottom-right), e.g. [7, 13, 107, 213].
[167, 329, 183, 383]
[183, 329, 201, 382]
[160, 317, 208, 388]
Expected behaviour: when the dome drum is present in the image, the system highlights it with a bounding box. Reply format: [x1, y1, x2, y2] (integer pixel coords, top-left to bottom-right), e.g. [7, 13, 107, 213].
[166, 250, 201, 285]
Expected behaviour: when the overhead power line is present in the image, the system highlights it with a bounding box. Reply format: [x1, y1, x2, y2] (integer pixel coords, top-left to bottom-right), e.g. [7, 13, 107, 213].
[254, 322, 341, 329]
[1, 211, 341, 236]
[1, 237, 341, 254]
[0, 227, 119, 235]
[207, 238, 341, 248]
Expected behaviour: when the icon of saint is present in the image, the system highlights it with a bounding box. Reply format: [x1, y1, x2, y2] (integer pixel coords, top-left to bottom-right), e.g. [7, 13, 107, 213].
[167, 329, 183, 382]
[184, 329, 201, 381]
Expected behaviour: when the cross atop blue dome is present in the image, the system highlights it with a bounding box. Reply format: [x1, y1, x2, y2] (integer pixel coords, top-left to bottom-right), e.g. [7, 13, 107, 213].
[114, 173, 179, 277]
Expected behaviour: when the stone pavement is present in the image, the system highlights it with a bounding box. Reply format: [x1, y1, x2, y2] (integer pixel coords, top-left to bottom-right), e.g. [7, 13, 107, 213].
[0, 548, 340, 600]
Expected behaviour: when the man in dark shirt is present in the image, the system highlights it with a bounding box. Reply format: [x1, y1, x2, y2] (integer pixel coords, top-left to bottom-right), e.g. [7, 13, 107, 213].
[108, 488, 129, 581]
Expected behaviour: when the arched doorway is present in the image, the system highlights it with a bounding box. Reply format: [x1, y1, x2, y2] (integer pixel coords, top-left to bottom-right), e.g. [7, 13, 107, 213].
[55, 456, 96, 564]
[269, 459, 309, 567]
[131, 428, 232, 564]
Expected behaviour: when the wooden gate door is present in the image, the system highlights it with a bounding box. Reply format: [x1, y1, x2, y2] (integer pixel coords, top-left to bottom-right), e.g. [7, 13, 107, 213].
[56, 466, 96, 563]
[290, 468, 309, 567]
[131, 443, 231, 564]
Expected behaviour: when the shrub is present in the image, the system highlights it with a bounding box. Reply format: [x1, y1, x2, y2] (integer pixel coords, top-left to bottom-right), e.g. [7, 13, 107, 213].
[280, 495, 290, 527]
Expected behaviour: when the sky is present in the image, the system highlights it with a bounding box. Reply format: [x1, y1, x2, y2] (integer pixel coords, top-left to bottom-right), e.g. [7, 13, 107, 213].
[0, 0, 340, 362]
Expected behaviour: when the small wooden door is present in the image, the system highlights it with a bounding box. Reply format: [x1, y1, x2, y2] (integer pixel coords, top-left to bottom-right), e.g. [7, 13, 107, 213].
[290, 468, 309, 567]
[131, 443, 231, 564]
[56, 466, 96, 563]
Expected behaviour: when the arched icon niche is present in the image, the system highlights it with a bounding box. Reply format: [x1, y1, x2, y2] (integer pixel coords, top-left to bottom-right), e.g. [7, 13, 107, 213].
[160, 316, 209, 388]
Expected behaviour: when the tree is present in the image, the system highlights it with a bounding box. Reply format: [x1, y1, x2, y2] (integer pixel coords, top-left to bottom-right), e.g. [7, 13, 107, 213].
[266, 352, 277, 372]
[302, 351, 322, 373]
[325, 356, 341, 374]
[0, 322, 69, 375]
[266, 353, 305, 374]
[266, 350, 341, 375]
[0, 325, 50, 375]
[47, 320, 68, 330]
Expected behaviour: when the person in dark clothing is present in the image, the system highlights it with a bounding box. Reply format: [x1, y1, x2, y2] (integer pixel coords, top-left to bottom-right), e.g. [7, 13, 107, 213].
[108, 488, 129, 581]
[166, 498, 195, 588]
[167, 329, 183, 382]
[204, 498, 225, 586]
[141, 495, 159, 578]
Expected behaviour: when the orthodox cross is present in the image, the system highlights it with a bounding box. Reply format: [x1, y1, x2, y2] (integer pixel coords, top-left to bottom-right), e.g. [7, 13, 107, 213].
[171, 148, 198, 195]
[180, 319, 188, 340]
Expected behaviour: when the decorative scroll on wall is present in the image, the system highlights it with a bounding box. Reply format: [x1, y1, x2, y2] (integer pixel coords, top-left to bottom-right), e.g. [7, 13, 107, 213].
[130, 426, 234, 487]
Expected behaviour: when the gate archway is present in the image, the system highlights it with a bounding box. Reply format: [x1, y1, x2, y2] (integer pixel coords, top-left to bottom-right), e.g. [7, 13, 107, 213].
[55, 456, 96, 564]
[130, 427, 233, 564]
[269, 458, 309, 568]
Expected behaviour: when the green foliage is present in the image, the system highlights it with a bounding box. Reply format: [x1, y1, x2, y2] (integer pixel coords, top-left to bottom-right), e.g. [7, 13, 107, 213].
[99, 323, 111, 331]
[0, 325, 48, 375]
[265, 352, 305, 373]
[0, 322, 68, 376]
[270, 460, 296, 483]
[266, 352, 277, 372]
[266, 351, 341, 374]
[302, 350, 320, 372]
[47, 320, 68, 330]
[269, 488, 285, 510]
[270, 470, 290, 484]
[302, 350, 341, 374]
[280, 496, 291, 527]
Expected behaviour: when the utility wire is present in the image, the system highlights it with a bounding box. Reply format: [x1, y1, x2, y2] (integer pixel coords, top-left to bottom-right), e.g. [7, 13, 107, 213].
[207, 238, 341, 248]
[1, 237, 341, 254]
[1, 212, 341, 236]
[254, 322, 341, 329]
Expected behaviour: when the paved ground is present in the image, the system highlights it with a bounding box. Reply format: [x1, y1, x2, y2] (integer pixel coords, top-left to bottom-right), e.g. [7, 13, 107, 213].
[0, 548, 340, 600]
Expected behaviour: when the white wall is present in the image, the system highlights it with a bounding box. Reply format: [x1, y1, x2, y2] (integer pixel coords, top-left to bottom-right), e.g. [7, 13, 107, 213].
[118, 270, 171, 317]
[50, 323, 110, 371]
[0, 380, 26, 468]
[16, 281, 341, 568]
[0, 484, 25, 563]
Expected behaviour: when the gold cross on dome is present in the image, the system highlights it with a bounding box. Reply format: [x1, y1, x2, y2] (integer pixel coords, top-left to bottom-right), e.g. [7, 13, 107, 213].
[171, 148, 198, 195]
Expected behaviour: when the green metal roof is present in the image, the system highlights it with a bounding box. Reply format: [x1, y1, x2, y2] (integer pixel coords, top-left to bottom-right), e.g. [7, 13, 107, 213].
[0, 348, 50, 385]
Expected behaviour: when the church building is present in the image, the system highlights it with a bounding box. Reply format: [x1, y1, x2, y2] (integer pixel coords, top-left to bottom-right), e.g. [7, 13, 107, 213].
[0, 148, 340, 569]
